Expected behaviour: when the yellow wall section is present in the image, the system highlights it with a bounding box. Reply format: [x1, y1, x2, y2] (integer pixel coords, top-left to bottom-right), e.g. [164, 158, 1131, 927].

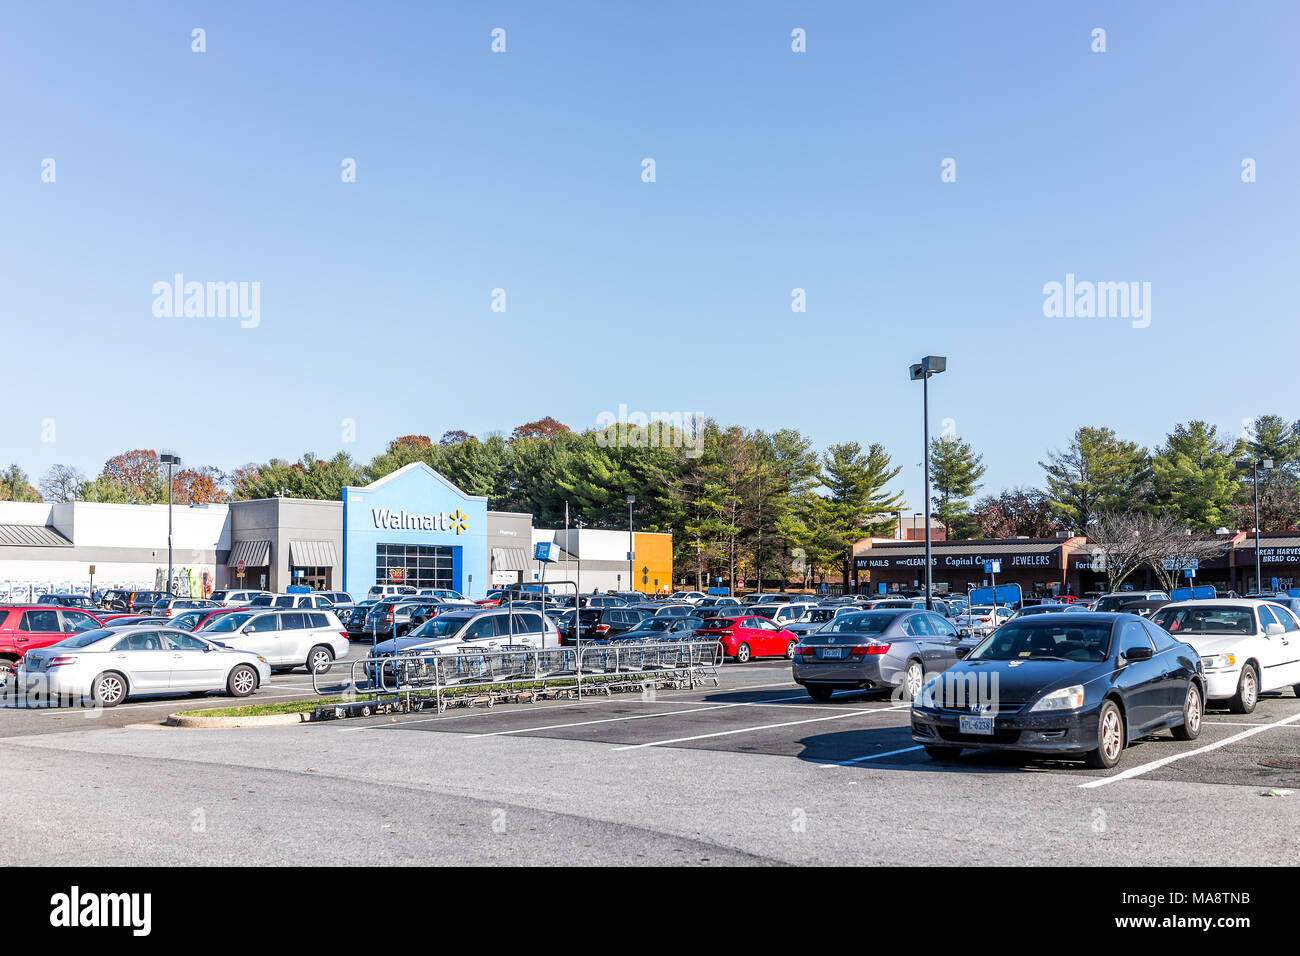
[632, 532, 673, 594]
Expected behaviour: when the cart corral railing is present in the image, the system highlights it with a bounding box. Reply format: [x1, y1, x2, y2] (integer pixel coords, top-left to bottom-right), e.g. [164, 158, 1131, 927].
[310, 640, 724, 718]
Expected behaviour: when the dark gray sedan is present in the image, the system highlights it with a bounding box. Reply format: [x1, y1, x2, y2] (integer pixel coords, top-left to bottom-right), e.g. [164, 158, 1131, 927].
[792, 609, 974, 702]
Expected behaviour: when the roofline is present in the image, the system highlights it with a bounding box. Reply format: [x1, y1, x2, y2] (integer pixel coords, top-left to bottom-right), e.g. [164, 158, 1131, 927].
[343, 461, 489, 502]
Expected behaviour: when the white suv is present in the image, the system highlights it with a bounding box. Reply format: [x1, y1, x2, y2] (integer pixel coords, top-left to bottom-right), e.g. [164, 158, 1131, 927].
[200, 608, 349, 673]
[209, 589, 273, 607]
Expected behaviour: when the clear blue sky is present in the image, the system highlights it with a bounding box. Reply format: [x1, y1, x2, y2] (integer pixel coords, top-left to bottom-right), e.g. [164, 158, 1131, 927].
[2, 1, 1296, 510]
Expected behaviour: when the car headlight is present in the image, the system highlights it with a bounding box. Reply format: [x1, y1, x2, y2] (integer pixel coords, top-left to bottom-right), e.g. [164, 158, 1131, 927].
[1029, 684, 1085, 712]
[1201, 653, 1235, 670]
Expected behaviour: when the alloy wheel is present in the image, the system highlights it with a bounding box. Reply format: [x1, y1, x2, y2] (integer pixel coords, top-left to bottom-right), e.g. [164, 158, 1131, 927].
[1185, 685, 1201, 735]
[1101, 709, 1123, 762]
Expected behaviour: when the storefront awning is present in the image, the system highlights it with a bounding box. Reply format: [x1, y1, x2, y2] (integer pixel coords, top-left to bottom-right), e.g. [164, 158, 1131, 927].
[0, 524, 72, 547]
[491, 547, 530, 571]
[228, 539, 271, 567]
[289, 539, 338, 567]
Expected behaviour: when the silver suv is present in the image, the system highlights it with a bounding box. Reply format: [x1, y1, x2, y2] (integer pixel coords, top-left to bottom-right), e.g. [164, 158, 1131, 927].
[199, 608, 348, 673]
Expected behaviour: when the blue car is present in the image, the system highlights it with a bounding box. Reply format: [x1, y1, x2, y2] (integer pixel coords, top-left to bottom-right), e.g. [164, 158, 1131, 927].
[910, 612, 1205, 769]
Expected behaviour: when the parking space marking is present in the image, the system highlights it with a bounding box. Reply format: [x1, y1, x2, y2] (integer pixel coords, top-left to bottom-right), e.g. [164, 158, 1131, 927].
[820, 744, 924, 767]
[463, 694, 821, 738]
[466, 703, 739, 737]
[613, 704, 908, 751]
[1079, 711, 1300, 789]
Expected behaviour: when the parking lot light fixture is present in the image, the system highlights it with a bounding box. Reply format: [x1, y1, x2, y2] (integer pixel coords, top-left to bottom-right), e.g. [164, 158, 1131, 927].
[909, 357, 947, 610]
[1237, 457, 1275, 591]
[627, 495, 635, 595]
[159, 453, 181, 595]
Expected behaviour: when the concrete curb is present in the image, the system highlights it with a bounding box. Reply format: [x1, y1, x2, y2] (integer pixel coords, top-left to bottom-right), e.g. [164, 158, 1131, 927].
[165, 710, 314, 728]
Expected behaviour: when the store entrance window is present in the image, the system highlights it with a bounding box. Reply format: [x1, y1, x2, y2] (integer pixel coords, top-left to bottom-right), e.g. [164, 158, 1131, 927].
[376, 544, 456, 590]
[291, 566, 332, 590]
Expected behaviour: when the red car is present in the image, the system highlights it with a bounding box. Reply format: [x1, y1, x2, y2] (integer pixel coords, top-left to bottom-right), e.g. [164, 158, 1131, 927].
[0, 605, 105, 681]
[695, 614, 799, 663]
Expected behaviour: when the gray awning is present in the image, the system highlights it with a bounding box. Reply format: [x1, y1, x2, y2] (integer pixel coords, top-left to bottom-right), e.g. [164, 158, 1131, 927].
[228, 539, 271, 567]
[289, 539, 338, 567]
[0, 524, 73, 547]
[491, 547, 530, 571]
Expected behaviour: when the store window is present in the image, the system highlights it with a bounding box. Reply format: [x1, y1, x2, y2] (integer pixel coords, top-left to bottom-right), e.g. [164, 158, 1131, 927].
[375, 543, 455, 590]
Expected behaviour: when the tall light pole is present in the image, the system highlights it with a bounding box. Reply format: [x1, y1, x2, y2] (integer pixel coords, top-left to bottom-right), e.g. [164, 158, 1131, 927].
[626, 494, 635, 595]
[910, 356, 947, 610]
[1237, 457, 1274, 593]
[159, 453, 181, 595]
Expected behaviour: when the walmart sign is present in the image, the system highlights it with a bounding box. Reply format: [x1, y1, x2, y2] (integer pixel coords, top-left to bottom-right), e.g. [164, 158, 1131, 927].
[371, 508, 469, 535]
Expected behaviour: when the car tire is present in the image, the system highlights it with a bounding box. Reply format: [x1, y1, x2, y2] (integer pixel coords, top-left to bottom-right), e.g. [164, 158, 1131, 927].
[806, 685, 834, 701]
[785, 641, 797, 659]
[306, 645, 334, 675]
[91, 671, 128, 708]
[899, 659, 925, 702]
[1084, 699, 1125, 769]
[227, 664, 258, 698]
[1228, 664, 1258, 715]
[1171, 681, 1203, 741]
[924, 745, 962, 761]
[1294, 683, 1300, 698]
[734, 643, 751, 663]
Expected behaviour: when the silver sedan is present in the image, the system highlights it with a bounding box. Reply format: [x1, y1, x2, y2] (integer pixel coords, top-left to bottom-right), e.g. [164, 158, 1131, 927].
[17, 625, 271, 707]
[792, 609, 974, 702]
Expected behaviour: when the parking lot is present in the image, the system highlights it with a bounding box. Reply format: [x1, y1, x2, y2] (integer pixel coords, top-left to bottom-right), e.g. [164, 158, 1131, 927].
[3, 653, 1299, 866]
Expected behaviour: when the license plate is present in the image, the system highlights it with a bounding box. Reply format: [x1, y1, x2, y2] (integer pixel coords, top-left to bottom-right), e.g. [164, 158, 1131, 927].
[820, 648, 843, 659]
[959, 716, 994, 735]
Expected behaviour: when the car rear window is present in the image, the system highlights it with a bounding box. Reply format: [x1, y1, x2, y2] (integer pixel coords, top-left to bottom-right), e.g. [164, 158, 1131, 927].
[1151, 606, 1256, 635]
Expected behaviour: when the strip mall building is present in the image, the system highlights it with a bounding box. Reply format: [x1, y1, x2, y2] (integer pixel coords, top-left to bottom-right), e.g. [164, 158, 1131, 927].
[0, 463, 672, 602]
[852, 531, 1294, 597]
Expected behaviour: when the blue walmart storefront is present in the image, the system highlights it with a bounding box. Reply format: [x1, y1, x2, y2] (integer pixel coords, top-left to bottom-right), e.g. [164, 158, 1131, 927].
[341, 463, 488, 600]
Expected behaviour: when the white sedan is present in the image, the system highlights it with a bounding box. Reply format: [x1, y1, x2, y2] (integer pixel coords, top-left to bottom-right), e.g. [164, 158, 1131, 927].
[1150, 599, 1300, 713]
[18, 625, 271, 707]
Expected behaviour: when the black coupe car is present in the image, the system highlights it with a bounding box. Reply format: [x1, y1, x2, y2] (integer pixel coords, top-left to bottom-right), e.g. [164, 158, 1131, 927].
[910, 612, 1205, 768]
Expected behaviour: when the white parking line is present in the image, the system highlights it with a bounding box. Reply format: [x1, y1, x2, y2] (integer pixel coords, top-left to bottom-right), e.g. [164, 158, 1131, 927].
[465, 695, 823, 738]
[1079, 711, 1300, 789]
[467, 703, 738, 737]
[613, 705, 906, 752]
[820, 744, 924, 767]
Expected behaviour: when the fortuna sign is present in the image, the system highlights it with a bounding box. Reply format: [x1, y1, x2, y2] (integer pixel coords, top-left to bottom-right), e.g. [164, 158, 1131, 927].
[372, 508, 469, 535]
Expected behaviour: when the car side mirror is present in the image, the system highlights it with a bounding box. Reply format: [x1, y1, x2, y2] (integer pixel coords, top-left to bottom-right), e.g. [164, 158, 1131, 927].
[1123, 646, 1154, 662]
[1266, 622, 1285, 637]
[955, 647, 970, 659]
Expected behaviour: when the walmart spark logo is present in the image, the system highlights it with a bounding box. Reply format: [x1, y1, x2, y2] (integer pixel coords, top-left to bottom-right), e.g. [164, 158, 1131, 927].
[449, 509, 468, 534]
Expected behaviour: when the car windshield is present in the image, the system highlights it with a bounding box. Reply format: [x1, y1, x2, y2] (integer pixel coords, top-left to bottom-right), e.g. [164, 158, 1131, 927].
[1150, 606, 1256, 635]
[641, 618, 676, 631]
[407, 617, 471, 640]
[204, 612, 256, 633]
[749, 606, 779, 619]
[807, 609, 838, 623]
[820, 612, 895, 635]
[53, 629, 115, 649]
[970, 621, 1112, 662]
